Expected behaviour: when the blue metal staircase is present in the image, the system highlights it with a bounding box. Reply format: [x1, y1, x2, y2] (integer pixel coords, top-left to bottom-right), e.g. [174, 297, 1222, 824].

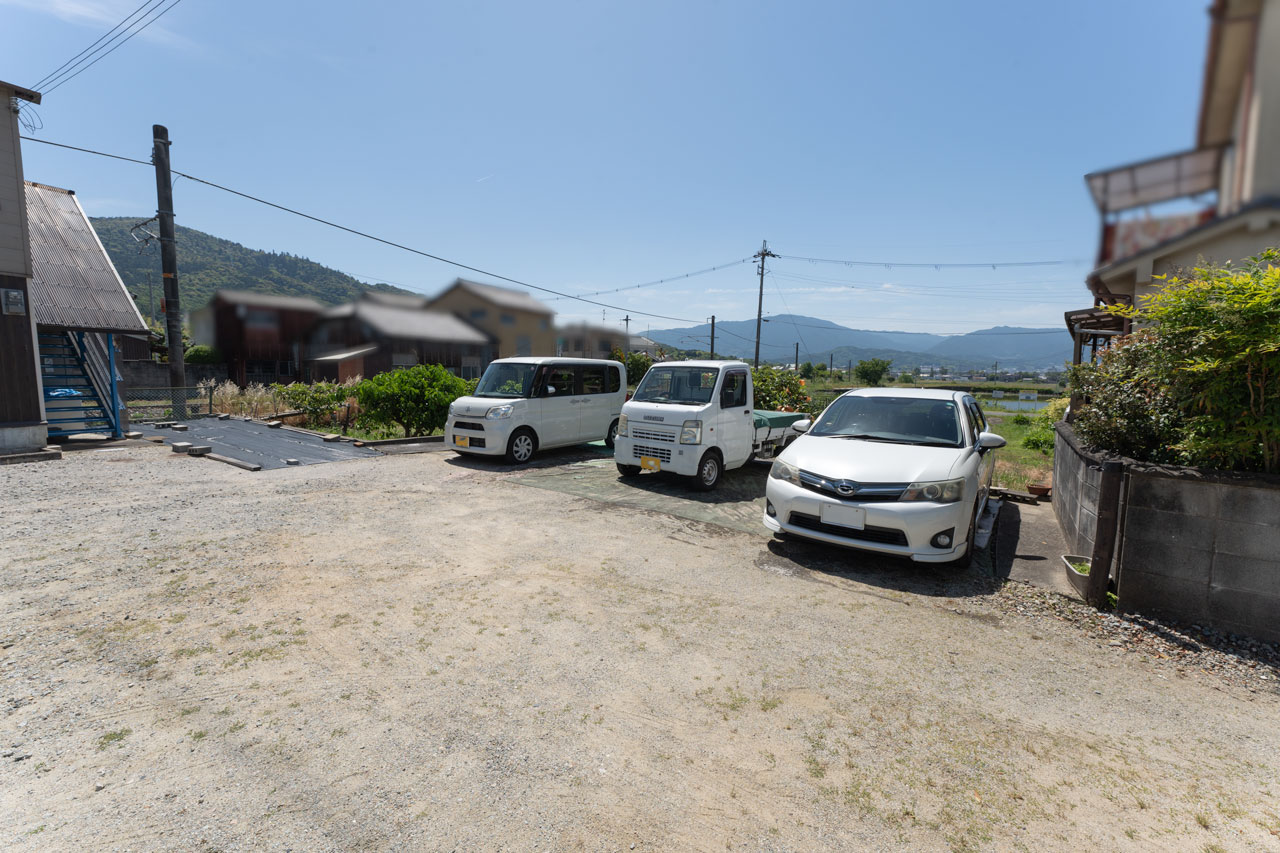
[37, 329, 123, 439]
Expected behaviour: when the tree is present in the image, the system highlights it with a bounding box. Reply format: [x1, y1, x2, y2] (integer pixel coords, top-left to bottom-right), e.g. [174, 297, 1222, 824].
[1070, 250, 1280, 472]
[356, 364, 470, 437]
[896, 372, 914, 384]
[751, 367, 810, 412]
[799, 361, 815, 379]
[184, 344, 221, 364]
[854, 358, 892, 387]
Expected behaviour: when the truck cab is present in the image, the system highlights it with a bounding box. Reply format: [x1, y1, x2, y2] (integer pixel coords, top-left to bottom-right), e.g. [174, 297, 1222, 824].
[614, 360, 801, 490]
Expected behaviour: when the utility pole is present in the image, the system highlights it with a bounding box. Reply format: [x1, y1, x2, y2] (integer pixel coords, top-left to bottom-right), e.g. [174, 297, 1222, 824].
[152, 124, 185, 415]
[829, 353, 834, 374]
[794, 342, 799, 371]
[753, 239, 777, 368]
[622, 315, 631, 337]
[709, 315, 715, 359]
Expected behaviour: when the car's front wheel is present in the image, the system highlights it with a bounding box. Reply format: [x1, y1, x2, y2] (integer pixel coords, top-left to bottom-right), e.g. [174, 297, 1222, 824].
[605, 419, 619, 449]
[947, 501, 979, 568]
[505, 428, 537, 465]
[616, 463, 641, 478]
[691, 450, 722, 491]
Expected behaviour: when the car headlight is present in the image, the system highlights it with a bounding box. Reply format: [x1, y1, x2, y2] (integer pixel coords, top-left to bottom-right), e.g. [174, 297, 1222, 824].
[485, 404, 514, 420]
[617, 414, 628, 437]
[900, 478, 964, 503]
[769, 459, 800, 485]
[448, 401, 458, 417]
[679, 420, 702, 444]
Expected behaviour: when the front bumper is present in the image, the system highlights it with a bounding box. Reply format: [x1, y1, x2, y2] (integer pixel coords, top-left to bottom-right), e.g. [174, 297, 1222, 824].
[444, 416, 514, 457]
[614, 436, 701, 477]
[763, 478, 970, 562]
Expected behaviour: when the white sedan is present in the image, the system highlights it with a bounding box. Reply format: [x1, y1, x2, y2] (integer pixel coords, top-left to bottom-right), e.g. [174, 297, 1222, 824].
[762, 388, 1005, 565]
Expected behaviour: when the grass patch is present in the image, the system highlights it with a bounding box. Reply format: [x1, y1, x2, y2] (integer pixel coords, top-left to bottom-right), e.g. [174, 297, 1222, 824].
[97, 728, 131, 750]
[989, 417, 1053, 492]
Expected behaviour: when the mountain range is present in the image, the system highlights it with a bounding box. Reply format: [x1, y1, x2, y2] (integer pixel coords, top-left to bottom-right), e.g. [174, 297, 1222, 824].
[90, 217, 415, 324]
[90, 218, 1070, 369]
[644, 315, 1072, 371]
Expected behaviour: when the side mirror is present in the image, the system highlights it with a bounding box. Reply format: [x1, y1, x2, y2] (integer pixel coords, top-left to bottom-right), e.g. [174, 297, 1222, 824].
[546, 385, 556, 396]
[978, 431, 1006, 449]
[792, 419, 811, 433]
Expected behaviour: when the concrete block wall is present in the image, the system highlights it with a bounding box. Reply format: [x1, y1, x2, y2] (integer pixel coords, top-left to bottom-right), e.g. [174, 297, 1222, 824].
[1119, 472, 1280, 643]
[1053, 423, 1102, 557]
[120, 361, 227, 390]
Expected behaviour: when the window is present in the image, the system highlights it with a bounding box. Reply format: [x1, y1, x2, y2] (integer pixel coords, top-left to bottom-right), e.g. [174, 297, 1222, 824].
[500, 313, 516, 326]
[542, 364, 577, 396]
[470, 308, 487, 321]
[475, 361, 539, 398]
[581, 365, 606, 394]
[607, 366, 622, 393]
[633, 366, 720, 404]
[964, 398, 986, 444]
[539, 318, 550, 330]
[244, 308, 278, 329]
[516, 335, 532, 356]
[573, 338, 585, 352]
[721, 371, 748, 408]
[810, 396, 961, 447]
[599, 339, 613, 353]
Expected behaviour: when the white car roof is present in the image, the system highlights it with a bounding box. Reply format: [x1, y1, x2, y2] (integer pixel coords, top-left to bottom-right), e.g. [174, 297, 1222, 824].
[651, 360, 747, 369]
[844, 387, 964, 402]
[489, 356, 622, 366]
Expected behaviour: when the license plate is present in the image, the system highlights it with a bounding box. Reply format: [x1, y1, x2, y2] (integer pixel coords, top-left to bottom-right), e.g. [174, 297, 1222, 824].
[454, 435, 469, 447]
[820, 503, 865, 529]
[640, 456, 661, 471]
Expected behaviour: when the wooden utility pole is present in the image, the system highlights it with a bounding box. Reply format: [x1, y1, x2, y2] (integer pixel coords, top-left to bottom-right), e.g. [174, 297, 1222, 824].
[829, 353, 834, 373]
[708, 315, 715, 359]
[753, 240, 777, 368]
[152, 124, 185, 414]
[794, 342, 799, 370]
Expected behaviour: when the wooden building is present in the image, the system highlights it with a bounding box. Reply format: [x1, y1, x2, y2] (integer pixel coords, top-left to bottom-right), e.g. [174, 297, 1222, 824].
[190, 290, 323, 385]
[428, 279, 555, 358]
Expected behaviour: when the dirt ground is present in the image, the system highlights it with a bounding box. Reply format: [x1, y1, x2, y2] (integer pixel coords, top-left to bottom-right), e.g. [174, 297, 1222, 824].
[2, 442, 1279, 852]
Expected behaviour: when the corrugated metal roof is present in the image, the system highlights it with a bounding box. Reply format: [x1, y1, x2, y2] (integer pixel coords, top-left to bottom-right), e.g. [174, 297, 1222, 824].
[325, 301, 491, 344]
[25, 182, 147, 333]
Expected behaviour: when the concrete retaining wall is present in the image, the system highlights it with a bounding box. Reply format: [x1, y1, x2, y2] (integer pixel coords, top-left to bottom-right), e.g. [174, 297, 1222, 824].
[120, 361, 228, 390]
[1054, 422, 1280, 643]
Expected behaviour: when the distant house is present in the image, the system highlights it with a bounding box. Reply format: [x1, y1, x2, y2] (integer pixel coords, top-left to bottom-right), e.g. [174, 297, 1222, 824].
[190, 290, 323, 386]
[1073, 0, 1280, 361]
[629, 335, 660, 357]
[428, 278, 555, 358]
[307, 292, 494, 382]
[557, 323, 626, 359]
[25, 181, 148, 439]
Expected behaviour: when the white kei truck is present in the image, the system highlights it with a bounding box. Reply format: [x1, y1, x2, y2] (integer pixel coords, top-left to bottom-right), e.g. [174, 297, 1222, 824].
[613, 360, 806, 490]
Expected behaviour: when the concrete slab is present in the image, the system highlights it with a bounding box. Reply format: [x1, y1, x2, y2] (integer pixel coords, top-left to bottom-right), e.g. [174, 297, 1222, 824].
[993, 499, 1077, 597]
[138, 419, 380, 470]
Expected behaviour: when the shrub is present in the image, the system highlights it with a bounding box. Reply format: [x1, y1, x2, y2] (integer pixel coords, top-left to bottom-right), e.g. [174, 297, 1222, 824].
[184, 345, 221, 364]
[1069, 250, 1280, 472]
[1010, 414, 1032, 426]
[356, 365, 470, 437]
[854, 358, 892, 387]
[1020, 397, 1071, 455]
[751, 367, 810, 412]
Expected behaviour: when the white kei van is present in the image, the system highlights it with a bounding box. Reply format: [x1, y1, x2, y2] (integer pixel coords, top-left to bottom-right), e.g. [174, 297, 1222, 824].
[445, 357, 627, 464]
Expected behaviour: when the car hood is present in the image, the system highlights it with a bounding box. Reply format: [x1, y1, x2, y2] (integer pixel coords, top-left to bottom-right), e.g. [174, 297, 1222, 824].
[780, 434, 966, 483]
[451, 396, 525, 418]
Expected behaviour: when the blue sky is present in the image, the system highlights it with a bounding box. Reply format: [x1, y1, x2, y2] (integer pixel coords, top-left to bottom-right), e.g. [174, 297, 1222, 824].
[4, 0, 1209, 335]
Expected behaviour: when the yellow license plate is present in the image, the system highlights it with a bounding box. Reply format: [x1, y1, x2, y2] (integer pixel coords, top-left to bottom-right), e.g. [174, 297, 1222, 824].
[454, 435, 469, 447]
[640, 456, 661, 471]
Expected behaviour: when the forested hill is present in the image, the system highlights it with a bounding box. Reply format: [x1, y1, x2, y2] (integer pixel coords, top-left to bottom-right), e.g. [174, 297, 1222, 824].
[91, 217, 416, 323]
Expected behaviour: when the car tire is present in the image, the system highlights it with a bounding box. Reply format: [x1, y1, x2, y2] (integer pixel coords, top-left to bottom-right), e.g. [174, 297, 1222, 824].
[691, 450, 722, 491]
[616, 463, 641, 477]
[947, 501, 979, 568]
[505, 428, 537, 465]
[605, 419, 619, 449]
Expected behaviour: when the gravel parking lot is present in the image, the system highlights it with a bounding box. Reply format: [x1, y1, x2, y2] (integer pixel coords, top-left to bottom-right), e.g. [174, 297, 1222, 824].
[2, 442, 1279, 851]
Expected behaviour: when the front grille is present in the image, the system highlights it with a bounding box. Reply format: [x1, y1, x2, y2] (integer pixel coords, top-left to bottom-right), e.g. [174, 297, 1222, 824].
[631, 427, 677, 443]
[454, 421, 484, 431]
[787, 512, 909, 546]
[470, 438, 486, 448]
[631, 443, 672, 462]
[798, 470, 905, 502]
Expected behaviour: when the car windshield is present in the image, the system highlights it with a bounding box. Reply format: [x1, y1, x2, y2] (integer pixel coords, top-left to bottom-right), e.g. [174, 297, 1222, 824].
[473, 362, 538, 398]
[632, 366, 720, 405]
[809, 396, 963, 447]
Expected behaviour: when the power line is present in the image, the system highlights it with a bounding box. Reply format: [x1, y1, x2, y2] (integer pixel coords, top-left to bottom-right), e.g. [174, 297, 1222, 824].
[20, 134, 702, 324]
[33, 0, 186, 97]
[544, 257, 752, 301]
[31, 0, 165, 91]
[779, 253, 1081, 270]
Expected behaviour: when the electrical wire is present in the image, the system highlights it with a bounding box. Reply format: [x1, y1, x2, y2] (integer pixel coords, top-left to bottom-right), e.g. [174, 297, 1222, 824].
[30, 0, 165, 91]
[778, 253, 1081, 270]
[544, 257, 752, 302]
[38, 0, 187, 97]
[19, 135, 703, 325]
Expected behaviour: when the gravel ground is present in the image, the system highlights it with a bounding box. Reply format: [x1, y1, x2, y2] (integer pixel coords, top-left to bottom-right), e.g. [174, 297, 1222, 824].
[2, 442, 1279, 852]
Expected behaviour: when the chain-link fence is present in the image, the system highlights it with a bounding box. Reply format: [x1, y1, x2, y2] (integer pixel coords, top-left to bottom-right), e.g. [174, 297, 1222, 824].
[121, 386, 216, 422]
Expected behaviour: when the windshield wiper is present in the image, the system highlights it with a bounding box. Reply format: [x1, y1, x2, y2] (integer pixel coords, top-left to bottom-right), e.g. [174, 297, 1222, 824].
[825, 433, 911, 443]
